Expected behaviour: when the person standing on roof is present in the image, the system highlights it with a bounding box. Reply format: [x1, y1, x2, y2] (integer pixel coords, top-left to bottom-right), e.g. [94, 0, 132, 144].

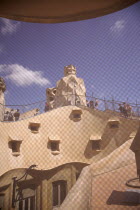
[34, 108, 40, 116]
[14, 109, 20, 121]
[86, 100, 89, 107]
[123, 102, 128, 117]
[95, 99, 99, 109]
[4, 111, 9, 121]
[118, 104, 123, 115]
[89, 100, 94, 108]
[8, 109, 14, 121]
[127, 104, 132, 117]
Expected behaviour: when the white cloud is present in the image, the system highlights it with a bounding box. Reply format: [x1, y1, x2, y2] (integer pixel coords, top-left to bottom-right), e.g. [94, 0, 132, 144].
[1, 18, 20, 35]
[110, 20, 125, 33]
[0, 64, 51, 87]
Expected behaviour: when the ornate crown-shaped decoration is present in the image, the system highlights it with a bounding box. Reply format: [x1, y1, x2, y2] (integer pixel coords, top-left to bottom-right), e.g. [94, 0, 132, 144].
[64, 64, 76, 76]
[0, 77, 6, 92]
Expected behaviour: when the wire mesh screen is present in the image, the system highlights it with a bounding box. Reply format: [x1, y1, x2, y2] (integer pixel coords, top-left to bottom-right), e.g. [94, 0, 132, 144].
[1, 96, 140, 121]
[0, 1, 140, 210]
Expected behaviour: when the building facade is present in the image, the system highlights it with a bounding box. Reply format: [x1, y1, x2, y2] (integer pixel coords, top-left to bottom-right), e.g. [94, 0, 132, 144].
[0, 65, 139, 210]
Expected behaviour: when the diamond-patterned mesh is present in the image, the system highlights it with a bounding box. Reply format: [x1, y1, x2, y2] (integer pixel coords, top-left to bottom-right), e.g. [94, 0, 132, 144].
[0, 2, 140, 209]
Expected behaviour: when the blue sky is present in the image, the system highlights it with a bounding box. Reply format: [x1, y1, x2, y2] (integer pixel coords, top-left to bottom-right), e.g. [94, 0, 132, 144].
[0, 2, 140, 106]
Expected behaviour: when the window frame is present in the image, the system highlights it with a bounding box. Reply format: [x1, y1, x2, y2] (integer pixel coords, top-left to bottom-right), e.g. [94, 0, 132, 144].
[9, 140, 22, 156]
[0, 194, 4, 210]
[28, 122, 40, 133]
[48, 136, 61, 155]
[91, 140, 101, 151]
[71, 108, 82, 120]
[108, 119, 120, 129]
[50, 141, 59, 152]
[52, 180, 67, 207]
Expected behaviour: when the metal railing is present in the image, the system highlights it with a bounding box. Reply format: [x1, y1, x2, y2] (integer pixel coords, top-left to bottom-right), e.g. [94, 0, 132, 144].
[1, 94, 140, 122]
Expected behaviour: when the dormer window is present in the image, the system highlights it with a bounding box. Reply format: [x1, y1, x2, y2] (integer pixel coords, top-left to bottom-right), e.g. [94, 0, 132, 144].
[108, 119, 120, 129]
[8, 138, 22, 156]
[12, 141, 20, 152]
[71, 108, 82, 120]
[48, 136, 61, 155]
[29, 122, 40, 133]
[51, 142, 59, 151]
[90, 135, 102, 151]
